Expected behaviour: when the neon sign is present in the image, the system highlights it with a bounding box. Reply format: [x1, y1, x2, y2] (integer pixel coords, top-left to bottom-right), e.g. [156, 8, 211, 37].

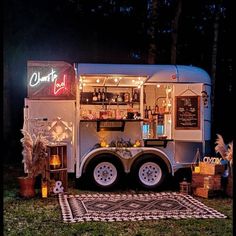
[54, 75, 66, 95]
[27, 61, 75, 99]
[29, 69, 57, 87]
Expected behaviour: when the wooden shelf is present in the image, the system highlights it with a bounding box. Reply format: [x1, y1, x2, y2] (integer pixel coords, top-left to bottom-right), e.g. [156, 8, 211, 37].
[80, 119, 143, 122]
[80, 119, 143, 132]
[80, 101, 140, 105]
[46, 145, 68, 194]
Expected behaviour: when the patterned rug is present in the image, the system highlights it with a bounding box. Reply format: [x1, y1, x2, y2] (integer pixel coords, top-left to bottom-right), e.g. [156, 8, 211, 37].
[59, 192, 227, 223]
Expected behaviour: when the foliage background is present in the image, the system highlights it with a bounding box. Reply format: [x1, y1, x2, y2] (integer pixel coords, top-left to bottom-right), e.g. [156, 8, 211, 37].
[3, 1, 233, 167]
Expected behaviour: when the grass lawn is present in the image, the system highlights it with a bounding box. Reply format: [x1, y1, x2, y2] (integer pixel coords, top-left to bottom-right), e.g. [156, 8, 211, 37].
[3, 165, 233, 236]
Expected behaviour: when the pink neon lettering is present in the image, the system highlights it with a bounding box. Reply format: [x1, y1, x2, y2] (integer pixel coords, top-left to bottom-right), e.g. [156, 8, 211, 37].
[54, 75, 66, 95]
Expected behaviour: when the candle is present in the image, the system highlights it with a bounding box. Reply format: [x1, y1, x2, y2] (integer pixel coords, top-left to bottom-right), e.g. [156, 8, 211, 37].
[41, 181, 48, 198]
[194, 166, 200, 173]
[134, 140, 141, 147]
[100, 140, 107, 147]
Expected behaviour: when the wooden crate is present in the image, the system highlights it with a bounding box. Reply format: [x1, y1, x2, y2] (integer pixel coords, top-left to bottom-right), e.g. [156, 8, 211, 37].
[193, 187, 222, 198]
[191, 173, 222, 190]
[199, 162, 225, 175]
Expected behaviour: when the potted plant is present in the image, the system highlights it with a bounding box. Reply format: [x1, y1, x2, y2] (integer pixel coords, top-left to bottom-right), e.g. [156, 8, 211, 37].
[18, 129, 48, 198]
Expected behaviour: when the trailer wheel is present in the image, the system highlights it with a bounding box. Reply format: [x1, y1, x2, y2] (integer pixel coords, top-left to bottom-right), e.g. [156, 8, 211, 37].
[131, 155, 167, 190]
[87, 156, 122, 190]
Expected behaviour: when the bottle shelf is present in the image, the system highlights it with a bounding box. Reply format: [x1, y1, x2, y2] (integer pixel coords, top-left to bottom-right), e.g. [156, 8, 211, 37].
[80, 101, 140, 105]
[80, 89, 140, 105]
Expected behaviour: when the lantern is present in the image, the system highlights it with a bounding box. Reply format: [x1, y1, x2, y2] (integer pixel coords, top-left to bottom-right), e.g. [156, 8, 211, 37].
[204, 176, 214, 189]
[50, 154, 61, 169]
[179, 178, 191, 195]
[41, 180, 48, 198]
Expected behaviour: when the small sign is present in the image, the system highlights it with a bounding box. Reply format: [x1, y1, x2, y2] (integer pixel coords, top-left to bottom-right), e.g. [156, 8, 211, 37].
[175, 96, 200, 129]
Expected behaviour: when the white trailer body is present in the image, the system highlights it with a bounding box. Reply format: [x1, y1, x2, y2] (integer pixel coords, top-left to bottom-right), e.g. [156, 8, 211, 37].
[24, 61, 211, 190]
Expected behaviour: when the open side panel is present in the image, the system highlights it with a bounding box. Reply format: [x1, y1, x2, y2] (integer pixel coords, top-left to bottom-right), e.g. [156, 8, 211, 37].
[24, 99, 76, 172]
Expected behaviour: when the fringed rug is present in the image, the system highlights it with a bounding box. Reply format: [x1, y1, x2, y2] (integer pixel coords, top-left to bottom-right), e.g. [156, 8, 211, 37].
[59, 192, 227, 223]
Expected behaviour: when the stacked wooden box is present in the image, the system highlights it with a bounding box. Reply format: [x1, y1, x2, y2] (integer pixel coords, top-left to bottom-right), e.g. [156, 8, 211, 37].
[192, 162, 225, 198]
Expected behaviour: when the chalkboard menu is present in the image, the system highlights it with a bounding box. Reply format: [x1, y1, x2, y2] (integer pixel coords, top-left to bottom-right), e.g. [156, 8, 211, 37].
[175, 96, 200, 129]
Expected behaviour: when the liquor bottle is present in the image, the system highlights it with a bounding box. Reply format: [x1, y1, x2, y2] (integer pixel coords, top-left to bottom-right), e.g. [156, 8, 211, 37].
[92, 88, 98, 102]
[144, 106, 148, 119]
[101, 88, 106, 102]
[155, 104, 159, 114]
[133, 90, 139, 102]
[148, 106, 152, 119]
[124, 92, 130, 103]
[117, 94, 123, 102]
[97, 88, 101, 101]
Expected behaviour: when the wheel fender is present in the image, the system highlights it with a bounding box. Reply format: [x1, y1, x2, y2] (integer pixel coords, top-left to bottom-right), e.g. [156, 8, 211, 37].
[81, 149, 124, 174]
[130, 150, 172, 174]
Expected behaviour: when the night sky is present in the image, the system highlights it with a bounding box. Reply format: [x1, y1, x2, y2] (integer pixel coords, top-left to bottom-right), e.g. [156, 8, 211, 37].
[3, 0, 233, 164]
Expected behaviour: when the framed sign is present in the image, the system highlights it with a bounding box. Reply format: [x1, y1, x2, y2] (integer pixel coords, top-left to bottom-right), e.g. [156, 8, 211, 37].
[27, 61, 76, 99]
[175, 96, 200, 129]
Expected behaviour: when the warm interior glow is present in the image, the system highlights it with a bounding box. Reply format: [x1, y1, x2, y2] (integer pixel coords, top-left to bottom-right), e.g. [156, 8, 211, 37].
[134, 139, 141, 147]
[194, 166, 200, 173]
[100, 140, 107, 147]
[50, 155, 61, 168]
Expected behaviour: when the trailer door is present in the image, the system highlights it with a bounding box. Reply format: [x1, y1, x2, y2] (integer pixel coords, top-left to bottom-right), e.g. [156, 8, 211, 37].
[173, 84, 205, 163]
[24, 99, 76, 172]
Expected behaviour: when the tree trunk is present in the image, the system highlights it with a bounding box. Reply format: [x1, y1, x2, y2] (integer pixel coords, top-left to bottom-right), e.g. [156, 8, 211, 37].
[147, 0, 158, 64]
[211, 14, 220, 118]
[171, 0, 182, 64]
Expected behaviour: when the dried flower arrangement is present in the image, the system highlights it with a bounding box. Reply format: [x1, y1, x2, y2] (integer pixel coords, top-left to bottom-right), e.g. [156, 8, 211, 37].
[20, 129, 48, 178]
[215, 134, 233, 176]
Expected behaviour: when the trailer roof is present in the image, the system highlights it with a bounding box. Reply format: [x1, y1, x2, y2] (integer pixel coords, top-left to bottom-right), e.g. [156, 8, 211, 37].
[75, 63, 211, 85]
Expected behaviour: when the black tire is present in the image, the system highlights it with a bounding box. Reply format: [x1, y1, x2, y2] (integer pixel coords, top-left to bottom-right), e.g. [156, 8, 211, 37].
[86, 155, 122, 190]
[131, 155, 167, 190]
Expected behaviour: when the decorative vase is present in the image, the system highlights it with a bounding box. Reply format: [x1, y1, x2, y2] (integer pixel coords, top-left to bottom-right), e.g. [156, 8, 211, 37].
[18, 176, 36, 198]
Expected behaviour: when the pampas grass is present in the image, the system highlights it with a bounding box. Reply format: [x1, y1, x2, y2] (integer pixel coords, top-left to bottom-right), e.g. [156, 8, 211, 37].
[20, 129, 48, 178]
[215, 134, 227, 159]
[215, 134, 233, 176]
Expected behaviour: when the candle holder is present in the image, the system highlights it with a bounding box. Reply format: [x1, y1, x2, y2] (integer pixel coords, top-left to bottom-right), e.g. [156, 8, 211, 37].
[41, 179, 48, 198]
